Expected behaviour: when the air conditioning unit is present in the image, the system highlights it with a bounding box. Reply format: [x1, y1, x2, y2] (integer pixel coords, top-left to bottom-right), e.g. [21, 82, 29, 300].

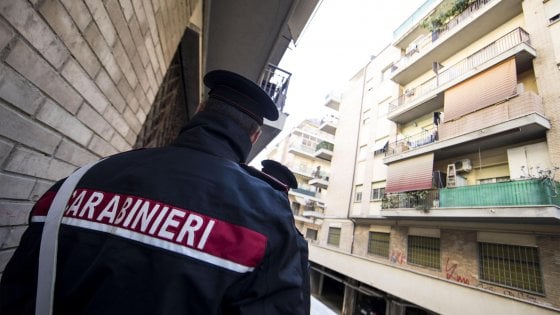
[454, 159, 472, 172]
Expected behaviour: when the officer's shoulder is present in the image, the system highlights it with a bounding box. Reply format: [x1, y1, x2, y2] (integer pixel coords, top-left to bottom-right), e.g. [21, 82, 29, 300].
[239, 164, 289, 193]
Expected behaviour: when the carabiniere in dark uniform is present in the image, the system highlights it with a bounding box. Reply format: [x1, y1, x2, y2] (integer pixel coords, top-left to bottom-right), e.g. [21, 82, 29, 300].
[0, 70, 310, 314]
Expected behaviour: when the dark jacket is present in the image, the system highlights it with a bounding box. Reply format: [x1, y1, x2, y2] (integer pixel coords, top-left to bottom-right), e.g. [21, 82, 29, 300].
[0, 111, 309, 315]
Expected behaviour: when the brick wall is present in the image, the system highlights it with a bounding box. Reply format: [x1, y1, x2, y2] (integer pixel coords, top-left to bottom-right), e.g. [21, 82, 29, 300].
[0, 0, 194, 275]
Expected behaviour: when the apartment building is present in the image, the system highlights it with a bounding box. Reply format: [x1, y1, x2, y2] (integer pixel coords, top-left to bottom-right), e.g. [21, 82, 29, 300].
[308, 0, 560, 314]
[265, 116, 336, 236]
[0, 0, 320, 275]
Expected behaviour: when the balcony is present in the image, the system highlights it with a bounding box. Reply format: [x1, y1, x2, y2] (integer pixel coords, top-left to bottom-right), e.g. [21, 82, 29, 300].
[288, 143, 316, 159]
[315, 141, 334, 161]
[381, 189, 439, 210]
[379, 180, 560, 222]
[319, 116, 338, 136]
[302, 210, 325, 219]
[440, 179, 560, 207]
[259, 64, 291, 112]
[386, 128, 438, 157]
[288, 164, 315, 178]
[249, 64, 293, 161]
[384, 91, 550, 164]
[388, 28, 536, 124]
[324, 92, 341, 111]
[391, 0, 523, 85]
[309, 171, 330, 189]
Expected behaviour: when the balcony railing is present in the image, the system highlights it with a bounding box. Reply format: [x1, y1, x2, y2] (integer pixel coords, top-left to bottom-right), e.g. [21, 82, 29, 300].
[386, 128, 438, 157]
[316, 141, 334, 152]
[259, 64, 291, 112]
[291, 184, 317, 197]
[395, 0, 494, 72]
[382, 189, 440, 210]
[381, 179, 560, 210]
[393, 0, 440, 40]
[389, 27, 531, 113]
[440, 179, 560, 207]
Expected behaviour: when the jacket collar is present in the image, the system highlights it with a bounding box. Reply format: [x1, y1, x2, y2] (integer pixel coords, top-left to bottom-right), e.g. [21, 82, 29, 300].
[171, 111, 252, 163]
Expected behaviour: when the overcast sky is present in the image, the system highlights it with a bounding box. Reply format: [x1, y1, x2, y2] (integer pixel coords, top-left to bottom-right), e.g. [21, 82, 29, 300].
[251, 0, 426, 165]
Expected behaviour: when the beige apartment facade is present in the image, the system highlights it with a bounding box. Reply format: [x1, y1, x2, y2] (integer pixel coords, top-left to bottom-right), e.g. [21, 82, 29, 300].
[308, 0, 560, 314]
[0, 0, 320, 276]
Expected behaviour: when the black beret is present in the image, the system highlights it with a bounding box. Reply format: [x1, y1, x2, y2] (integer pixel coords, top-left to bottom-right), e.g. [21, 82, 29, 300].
[261, 160, 298, 189]
[204, 70, 279, 125]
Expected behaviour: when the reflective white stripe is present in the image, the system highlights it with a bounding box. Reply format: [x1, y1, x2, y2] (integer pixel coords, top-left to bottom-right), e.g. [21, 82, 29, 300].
[36, 160, 100, 315]
[31, 216, 47, 223]
[61, 217, 255, 273]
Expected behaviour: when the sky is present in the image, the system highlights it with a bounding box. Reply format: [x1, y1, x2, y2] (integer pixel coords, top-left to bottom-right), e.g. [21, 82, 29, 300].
[251, 0, 427, 165]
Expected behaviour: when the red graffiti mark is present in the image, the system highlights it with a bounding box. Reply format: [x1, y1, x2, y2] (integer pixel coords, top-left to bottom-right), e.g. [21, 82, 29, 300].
[390, 250, 406, 265]
[445, 257, 470, 284]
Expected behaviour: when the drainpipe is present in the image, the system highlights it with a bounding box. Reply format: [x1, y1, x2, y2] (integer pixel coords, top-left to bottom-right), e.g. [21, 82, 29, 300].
[347, 59, 371, 254]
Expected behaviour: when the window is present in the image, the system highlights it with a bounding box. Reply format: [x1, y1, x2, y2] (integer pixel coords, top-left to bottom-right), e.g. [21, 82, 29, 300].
[327, 227, 341, 246]
[368, 232, 390, 257]
[479, 242, 544, 294]
[306, 228, 318, 241]
[291, 202, 300, 216]
[370, 187, 385, 201]
[478, 176, 510, 184]
[354, 185, 363, 202]
[358, 145, 367, 160]
[408, 235, 440, 269]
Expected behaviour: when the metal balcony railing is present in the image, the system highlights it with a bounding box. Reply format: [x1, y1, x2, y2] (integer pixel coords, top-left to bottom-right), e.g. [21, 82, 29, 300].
[395, 0, 494, 71]
[316, 141, 334, 152]
[389, 27, 531, 113]
[259, 64, 291, 112]
[386, 128, 438, 157]
[381, 179, 560, 210]
[440, 179, 560, 207]
[382, 189, 440, 210]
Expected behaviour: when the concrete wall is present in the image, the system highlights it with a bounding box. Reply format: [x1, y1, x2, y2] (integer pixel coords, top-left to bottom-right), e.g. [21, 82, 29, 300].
[0, 0, 199, 275]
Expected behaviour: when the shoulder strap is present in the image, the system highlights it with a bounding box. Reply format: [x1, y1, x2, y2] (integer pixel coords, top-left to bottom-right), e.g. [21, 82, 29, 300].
[35, 160, 101, 315]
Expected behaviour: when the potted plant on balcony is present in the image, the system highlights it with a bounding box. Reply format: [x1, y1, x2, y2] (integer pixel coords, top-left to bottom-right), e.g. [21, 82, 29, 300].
[421, 0, 475, 34]
[409, 190, 430, 212]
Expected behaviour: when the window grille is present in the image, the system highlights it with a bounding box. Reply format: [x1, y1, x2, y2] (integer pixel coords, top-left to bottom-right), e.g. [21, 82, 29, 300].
[408, 235, 440, 269]
[306, 228, 318, 241]
[479, 242, 544, 294]
[368, 232, 390, 257]
[327, 227, 341, 246]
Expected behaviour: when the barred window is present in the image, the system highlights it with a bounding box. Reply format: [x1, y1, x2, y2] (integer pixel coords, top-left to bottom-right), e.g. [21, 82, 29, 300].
[408, 235, 440, 269]
[479, 242, 544, 294]
[306, 228, 318, 241]
[327, 227, 341, 246]
[370, 187, 385, 200]
[368, 232, 390, 257]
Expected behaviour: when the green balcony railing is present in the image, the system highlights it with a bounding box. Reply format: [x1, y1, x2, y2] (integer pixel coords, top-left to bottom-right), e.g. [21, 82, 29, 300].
[440, 179, 560, 207]
[316, 141, 334, 152]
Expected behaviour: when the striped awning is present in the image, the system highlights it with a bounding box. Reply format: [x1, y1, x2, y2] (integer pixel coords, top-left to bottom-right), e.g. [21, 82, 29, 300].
[386, 153, 434, 193]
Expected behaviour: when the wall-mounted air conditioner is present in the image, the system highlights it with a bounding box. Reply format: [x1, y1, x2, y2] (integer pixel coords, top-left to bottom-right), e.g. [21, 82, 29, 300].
[455, 159, 472, 172]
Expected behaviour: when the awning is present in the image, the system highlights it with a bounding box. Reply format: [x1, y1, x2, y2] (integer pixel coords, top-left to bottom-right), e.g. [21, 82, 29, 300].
[373, 140, 388, 152]
[386, 153, 434, 193]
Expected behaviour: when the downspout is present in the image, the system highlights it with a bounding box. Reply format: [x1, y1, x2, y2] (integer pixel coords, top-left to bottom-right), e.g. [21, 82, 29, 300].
[347, 60, 370, 254]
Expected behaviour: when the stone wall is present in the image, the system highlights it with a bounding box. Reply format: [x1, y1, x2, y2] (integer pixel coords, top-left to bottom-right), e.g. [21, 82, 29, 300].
[0, 0, 196, 275]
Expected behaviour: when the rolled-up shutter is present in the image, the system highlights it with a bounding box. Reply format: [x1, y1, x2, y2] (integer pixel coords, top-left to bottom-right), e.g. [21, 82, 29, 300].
[386, 153, 434, 193]
[444, 58, 517, 121]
